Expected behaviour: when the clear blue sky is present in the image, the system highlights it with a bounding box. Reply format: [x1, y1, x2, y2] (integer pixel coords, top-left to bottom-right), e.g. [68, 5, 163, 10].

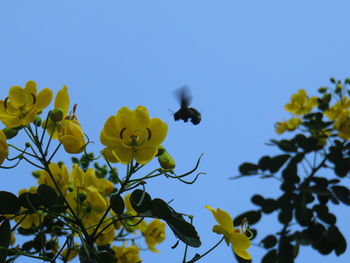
[1, 1, 350, 262]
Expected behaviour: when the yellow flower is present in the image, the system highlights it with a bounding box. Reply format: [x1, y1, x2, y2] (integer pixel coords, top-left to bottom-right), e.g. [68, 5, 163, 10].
[334, 110, 350, 140]
[95, 220, 115, 246]
[42, 85, 70, 139]
[0, 81, 53, 127]
[61, 244, 79, 262]
[14, 187, 45, 229]
[37, 162, 69, 194]
[123, 194, 147, 233]
[284, 89, 318, 115]
[59, 119, 85, 154]
[43, 85, 85, 154]
[100, 106, 168, 165]
[275, 118, 301, 134]
[0, 130, 9, 165]
[325, 97, 350, 121]
[112, 244, 141, 263]
[66, 164, 108, 228]
[143, 219, 166, 253]
[205, 205, 251, 260]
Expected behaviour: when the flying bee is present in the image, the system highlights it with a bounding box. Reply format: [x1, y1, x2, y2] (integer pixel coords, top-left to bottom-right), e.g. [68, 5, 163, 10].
[173, 86, 201, 125]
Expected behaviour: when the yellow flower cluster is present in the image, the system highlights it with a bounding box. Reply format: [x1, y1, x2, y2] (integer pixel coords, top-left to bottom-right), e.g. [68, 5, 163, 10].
[325, 97, 350, 140]
[284, 89, 318, 115]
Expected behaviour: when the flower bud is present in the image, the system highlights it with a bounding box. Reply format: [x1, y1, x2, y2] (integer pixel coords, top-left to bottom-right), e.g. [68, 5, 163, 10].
[78, 191, 88, 202]
[2, 127, 18, 139]
[156, 145, 166, 157]
[31, 171, 41, 179]
[33, 116, 42, 127]
[49, 109, 64, 122]
[158, 151, 176, 169]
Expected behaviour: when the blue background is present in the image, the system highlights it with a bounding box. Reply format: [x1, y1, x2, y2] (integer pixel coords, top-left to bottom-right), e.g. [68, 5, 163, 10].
[1, 1, 350, 262]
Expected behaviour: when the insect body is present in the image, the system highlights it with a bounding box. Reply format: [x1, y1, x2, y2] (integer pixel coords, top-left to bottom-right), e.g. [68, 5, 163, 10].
[173, 87, 201, 125]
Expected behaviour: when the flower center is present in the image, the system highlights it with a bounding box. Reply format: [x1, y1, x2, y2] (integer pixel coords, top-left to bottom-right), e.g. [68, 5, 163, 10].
[120, 128, 152, 149]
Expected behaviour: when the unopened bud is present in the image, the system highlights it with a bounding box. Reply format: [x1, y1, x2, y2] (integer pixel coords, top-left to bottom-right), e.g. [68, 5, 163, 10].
[33, 116, 42, 127]
[158, 151, 176, 169]
[49, 109, 64, 122]
[31, 171, 41, 179]
[78, 191, 88, 202]
[25, 142, 31, 148]
[156, 145, 166, 157]
[2, 127, 18, 139]
[335, 83, 343, 93]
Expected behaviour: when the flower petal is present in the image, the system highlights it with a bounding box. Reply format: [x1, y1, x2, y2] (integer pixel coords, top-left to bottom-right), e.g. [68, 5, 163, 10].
[205, 206, 235, 233]
[146, 118, 168, 147]
[55, 85, 70, 116]
[35, 88, 53, 111]
[111, 146, 133, 164]
[134, 147, 157, 164]
[230, 232, 251, 260]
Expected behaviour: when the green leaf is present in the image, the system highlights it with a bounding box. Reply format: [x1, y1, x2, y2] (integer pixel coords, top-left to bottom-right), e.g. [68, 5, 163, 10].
[258, 156, 271, 171]
[151, 198, 173, 220]
[110, 194, 125, 215]
[0, 191, 20, 215]
[130, 189, 152, 213]
[260, 235, 277, 249]
[37, 184, 57, 208]
[19, 192, 43, 210]
[331, 185, 350, 205]
[165, 212, 201, 248]
[0, 219, 11, 263]
[262, 249, 276, 263]
[251, 194, 264, 206]
[269, 154, 290, 173]
[233, 210, 261, 226]
[239, 162, 259, 175]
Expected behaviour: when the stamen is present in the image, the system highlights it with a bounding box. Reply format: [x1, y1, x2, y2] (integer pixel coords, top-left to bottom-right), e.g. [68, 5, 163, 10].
[31, 93, 36, 105]
[147, 128, 152, 140]
[4, 97, 8, 109]
[120, 128, 126, 139]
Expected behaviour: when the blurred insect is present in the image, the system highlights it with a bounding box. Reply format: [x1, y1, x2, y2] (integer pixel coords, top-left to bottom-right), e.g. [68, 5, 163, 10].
[173, 86, 201, 125]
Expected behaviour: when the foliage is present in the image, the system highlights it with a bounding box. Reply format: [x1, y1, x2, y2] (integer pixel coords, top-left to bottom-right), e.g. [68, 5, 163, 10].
[233, 78, 350, 262]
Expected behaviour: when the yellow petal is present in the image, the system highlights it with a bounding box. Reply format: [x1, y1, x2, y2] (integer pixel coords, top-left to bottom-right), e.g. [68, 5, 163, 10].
[205, 206, 235, 233]
[230, 232, 251, 260]
[24, 81, 37, 95]
[146, 118, 168, 147]
[102, 146, 119, 163]
[8, 86, 27, 106]
[55, 85, 70, 116]
[111, 146, 133, 164]
[100, 115, 120, 146]
[134, 147, 157, 164]
[35, 88, 53, 111]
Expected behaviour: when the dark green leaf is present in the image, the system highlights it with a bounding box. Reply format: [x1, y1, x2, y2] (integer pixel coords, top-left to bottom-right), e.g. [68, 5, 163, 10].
[261, 235, 277, 249]
[239, 162, 259, 175]
[251, 195, 264, 206]
[269, 154, 290, 173]
[110, 194, 125, 215]
[261, 199, 278, 214]
[262, 249, 276, 263]
[233, 210, 261, 226]
[331, 185, 350, 205]
[19, 192, 43, 210]
[0, 191, 20, 215]
[97, 252, 115, 263]
[166, 213, 201, 248]
[151, 198, 173, 220]
[130, 189, 152, 213]
[37, 184, 57, 208]
[0, 219, 11, 262]
[258, 156, 271, 171]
